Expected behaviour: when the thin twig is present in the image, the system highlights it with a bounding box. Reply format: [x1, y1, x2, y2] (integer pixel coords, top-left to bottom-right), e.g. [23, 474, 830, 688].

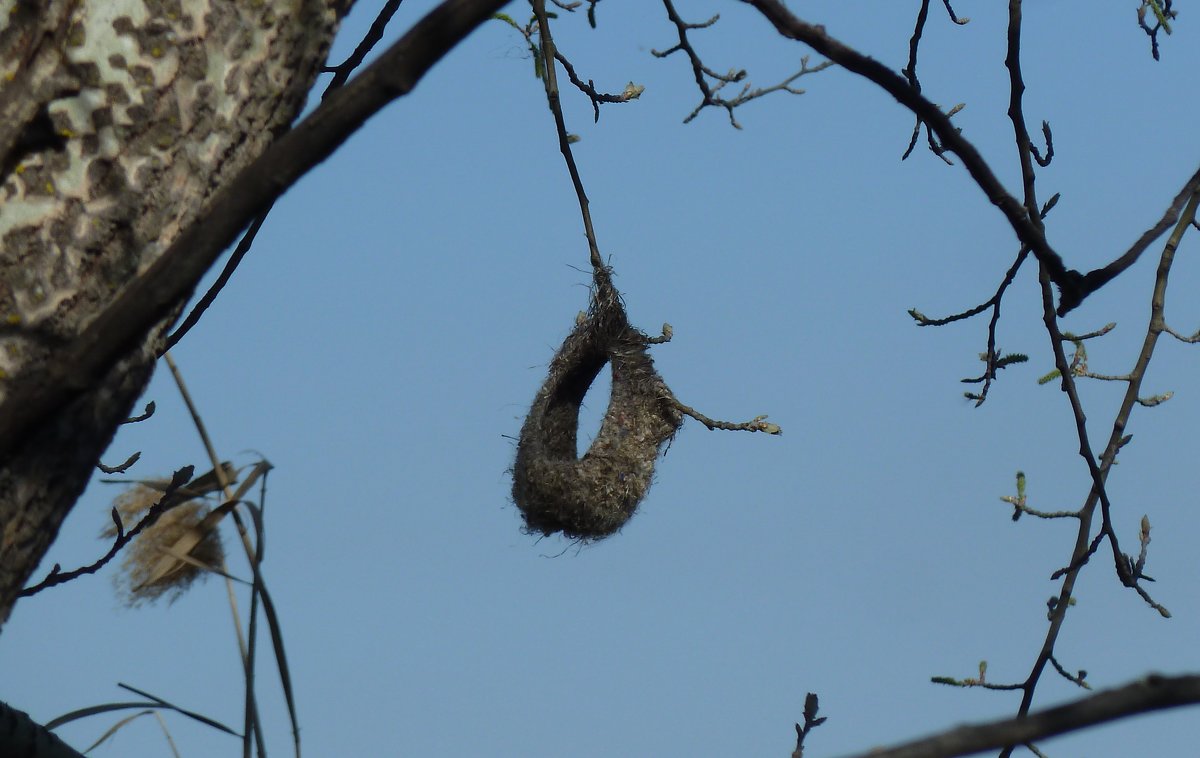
[670, 400, 781, 434]
[552, 50, 638, 122]
[18, 467, 195, 596]
[322, 0, 407, 91]
[910, 194, 1060, 405]
[655, 0, 829, 128]
[1048, 654, 1091, 689]
[164, 1, 407, 355]
[161, 208, 272, 354]
[1004, 500, 1079, 521]
[531, 0, 603, 270]
[97, 451, 141, 475]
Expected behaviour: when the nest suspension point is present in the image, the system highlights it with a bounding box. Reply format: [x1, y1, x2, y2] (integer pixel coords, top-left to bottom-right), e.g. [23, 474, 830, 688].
[512, 267, 683, 540]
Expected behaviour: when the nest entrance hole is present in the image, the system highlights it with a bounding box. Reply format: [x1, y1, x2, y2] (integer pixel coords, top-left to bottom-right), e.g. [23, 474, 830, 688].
[536, 347, 608, 462]
[576, 361, 614, 457]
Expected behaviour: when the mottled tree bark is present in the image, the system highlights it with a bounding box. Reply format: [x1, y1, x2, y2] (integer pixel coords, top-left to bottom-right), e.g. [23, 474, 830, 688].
[0, 0, 347, 629]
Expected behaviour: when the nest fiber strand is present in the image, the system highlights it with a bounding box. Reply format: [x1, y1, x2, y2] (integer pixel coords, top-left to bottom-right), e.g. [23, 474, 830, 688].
[512, 268, 682, 540]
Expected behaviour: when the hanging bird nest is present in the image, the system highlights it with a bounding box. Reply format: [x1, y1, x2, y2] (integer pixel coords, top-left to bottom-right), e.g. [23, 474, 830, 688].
[512, 267, 683, 540]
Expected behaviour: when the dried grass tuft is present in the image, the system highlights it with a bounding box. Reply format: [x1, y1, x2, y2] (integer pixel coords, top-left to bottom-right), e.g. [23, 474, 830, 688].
[512, 267, 682, 540]
[103, 484, 225, 606]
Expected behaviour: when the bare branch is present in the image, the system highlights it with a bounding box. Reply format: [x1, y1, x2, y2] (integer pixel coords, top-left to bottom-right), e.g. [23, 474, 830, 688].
[530, 0, 604, 270]
[97, 451, 141, 475]
[845, 674, 1200, 758]
[18, 467, 195, 597]
[1061, 165, 1200, 303]
[671, 401, 782, 434]
[909, 195, 1059, 405]
[121, 402, 157, 425]
[553, 50, 642, 122]
[1048, 654, 1090, 689]
[656, 0, 828, 128]
[741, 0, 1086, 311]
[900, 0, 968, 161]
[322, 0, 406, 91]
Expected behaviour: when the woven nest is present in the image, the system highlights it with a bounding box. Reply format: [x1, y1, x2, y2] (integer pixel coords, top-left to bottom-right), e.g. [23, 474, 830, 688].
[512, 268, 683, 540]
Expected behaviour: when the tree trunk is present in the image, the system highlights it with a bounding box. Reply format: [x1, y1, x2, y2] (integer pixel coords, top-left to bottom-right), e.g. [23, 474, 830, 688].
[0, 700, 85, 758]
[0, 0, 347, 629]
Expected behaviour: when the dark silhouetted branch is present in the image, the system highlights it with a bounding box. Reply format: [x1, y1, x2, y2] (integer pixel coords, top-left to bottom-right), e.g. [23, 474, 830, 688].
[846, 674, 1200, 758]
[741, 0, 1085, 310]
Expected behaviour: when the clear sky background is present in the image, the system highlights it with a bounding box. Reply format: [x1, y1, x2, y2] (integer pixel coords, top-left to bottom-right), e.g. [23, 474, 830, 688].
[5, 2, 1200, 756]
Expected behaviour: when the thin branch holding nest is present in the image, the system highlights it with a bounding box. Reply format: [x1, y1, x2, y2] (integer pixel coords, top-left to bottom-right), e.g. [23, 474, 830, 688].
[512, 2, 782, 541]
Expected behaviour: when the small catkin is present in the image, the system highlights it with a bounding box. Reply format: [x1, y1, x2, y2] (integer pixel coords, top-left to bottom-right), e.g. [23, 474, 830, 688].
[512, 267, 682, 540]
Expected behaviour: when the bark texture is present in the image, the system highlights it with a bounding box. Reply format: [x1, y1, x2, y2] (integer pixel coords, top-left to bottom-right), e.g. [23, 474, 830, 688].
[0, 0, 345, 628]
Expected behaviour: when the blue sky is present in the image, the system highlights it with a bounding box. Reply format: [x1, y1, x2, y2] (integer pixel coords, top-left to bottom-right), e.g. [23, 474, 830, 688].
[5, 2, 1200, 756]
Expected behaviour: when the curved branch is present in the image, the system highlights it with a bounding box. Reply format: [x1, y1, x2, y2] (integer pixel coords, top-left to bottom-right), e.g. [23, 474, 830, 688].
[740, 0, 1082, 308]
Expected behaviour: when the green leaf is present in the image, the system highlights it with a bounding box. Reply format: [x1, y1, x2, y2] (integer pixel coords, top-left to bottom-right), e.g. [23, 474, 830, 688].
[995, 353, 1028, 368]
[492, 12, 521, 30]
[532, 46, 544, 79]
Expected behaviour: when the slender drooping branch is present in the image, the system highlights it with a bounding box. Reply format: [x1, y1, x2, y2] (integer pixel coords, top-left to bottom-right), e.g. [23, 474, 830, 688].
[530, 0, 604, 270]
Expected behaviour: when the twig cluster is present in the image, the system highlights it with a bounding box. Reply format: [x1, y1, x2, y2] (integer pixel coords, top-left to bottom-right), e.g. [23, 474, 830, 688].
[694, 0, 1200, 753]
[881, 3, 1200, 754]
[652, 0, 831, 128]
